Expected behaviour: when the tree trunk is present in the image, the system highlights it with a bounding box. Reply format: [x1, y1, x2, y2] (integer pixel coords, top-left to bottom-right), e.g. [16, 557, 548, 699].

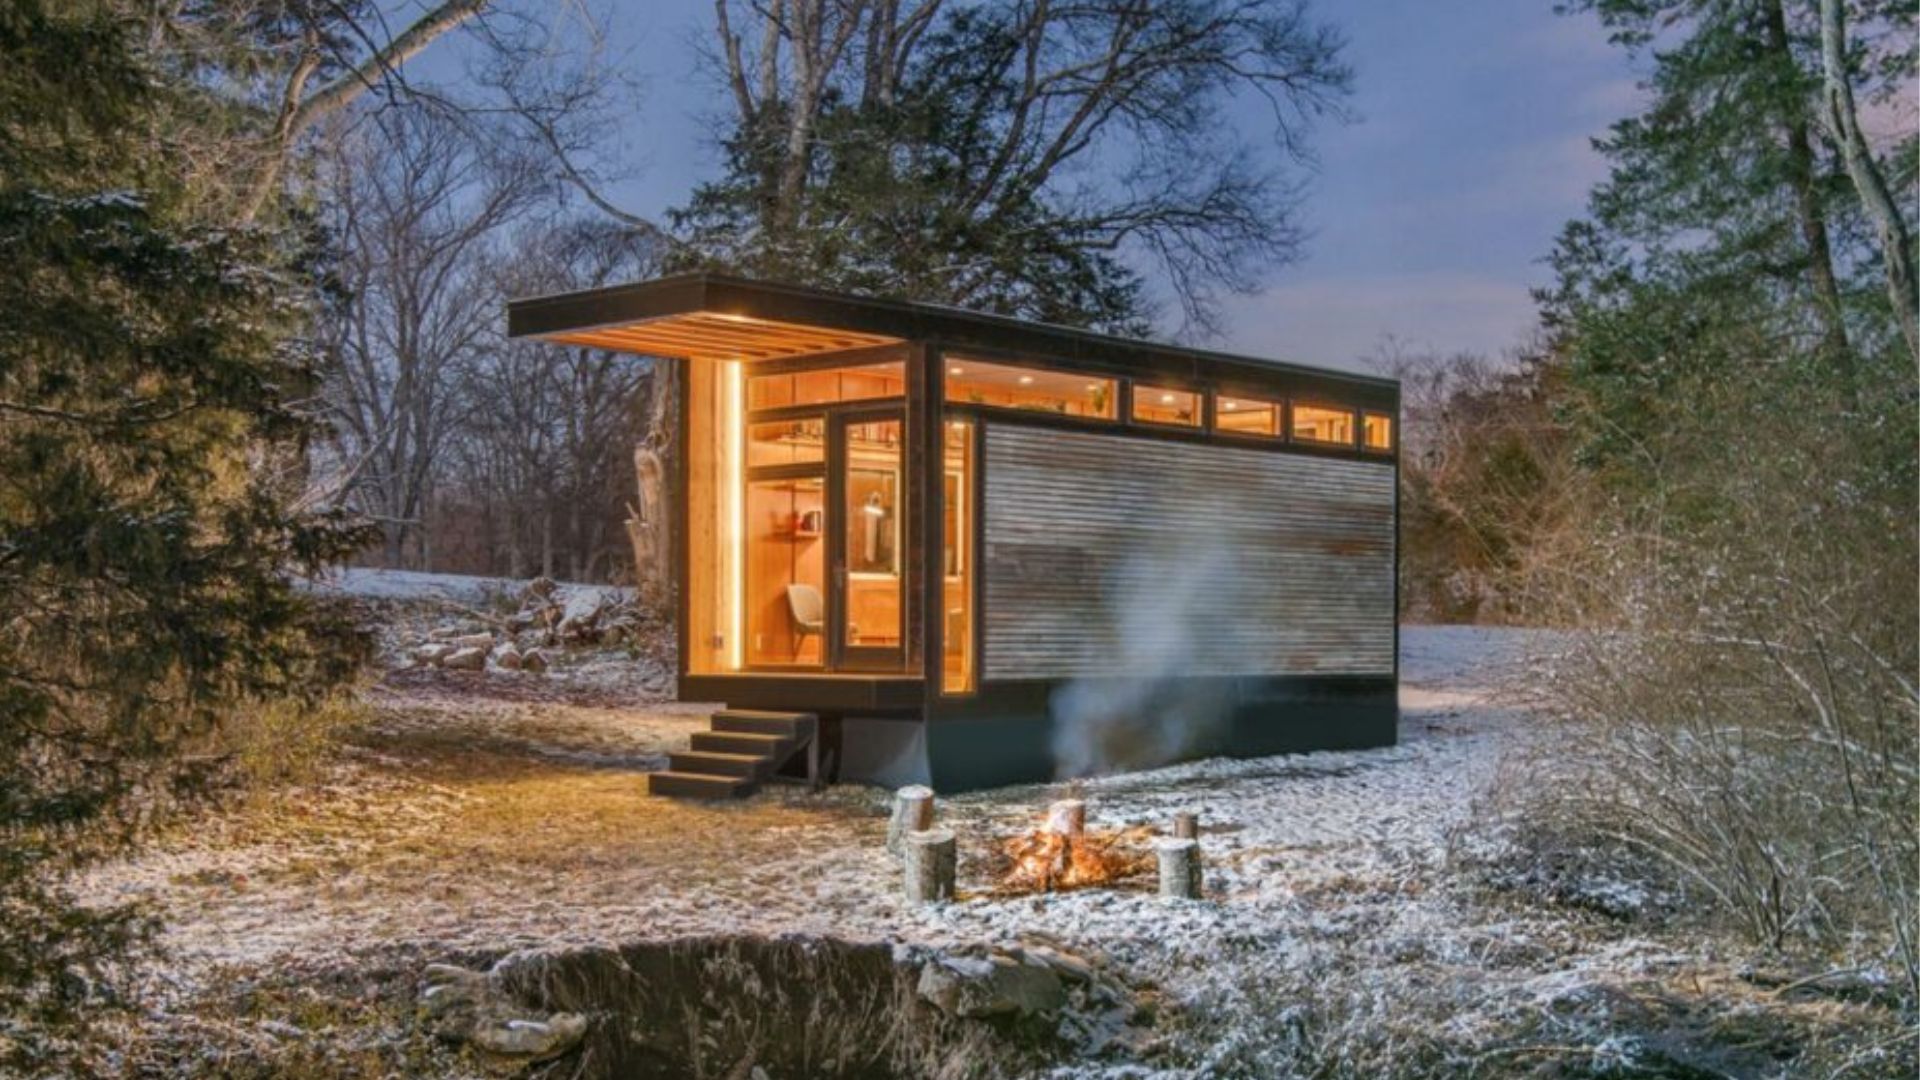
[1818, 0, 1919, 361]
[887, 785, 935, 855]
[903, 828, 957, 903]
[1155, 838, 1201, 899]
[629, 359, 680, 613]
[1763, 0, 1853, 377]
[1045, 799, 1085, 839]
[1172, 811, 1199, 840]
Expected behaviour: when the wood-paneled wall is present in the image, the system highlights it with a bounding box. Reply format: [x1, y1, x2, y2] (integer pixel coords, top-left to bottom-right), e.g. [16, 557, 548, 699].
[982, 424, 1394, 680]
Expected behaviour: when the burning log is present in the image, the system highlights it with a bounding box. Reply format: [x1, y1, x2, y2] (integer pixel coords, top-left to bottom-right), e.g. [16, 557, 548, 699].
[1172, 811, 1199, 840]
[904, 828, 956, 903]
[1044, 799, 1085, 840]
[887, 785, 935, 856]
[1155, 838, 1202, 900]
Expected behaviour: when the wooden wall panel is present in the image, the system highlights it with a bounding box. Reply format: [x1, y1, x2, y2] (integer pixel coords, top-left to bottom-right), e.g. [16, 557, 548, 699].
[982, 425, 1394, 679]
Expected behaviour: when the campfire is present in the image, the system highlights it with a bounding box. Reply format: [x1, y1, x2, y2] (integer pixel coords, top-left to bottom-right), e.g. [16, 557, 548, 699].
[992, 799, 1155, 894]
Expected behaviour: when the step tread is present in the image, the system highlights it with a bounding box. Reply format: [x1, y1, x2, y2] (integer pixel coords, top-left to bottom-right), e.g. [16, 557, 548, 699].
[712, 712, 818, 736]
[647, 771, 753, 799]
[692, 730, 790, 749]
[673, 750, 767, 765]
[714, 709, 818, 721]
[669, 750, 771, 778]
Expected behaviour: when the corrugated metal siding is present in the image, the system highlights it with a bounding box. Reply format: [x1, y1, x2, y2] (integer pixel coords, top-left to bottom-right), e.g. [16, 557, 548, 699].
[982, 424, 1395, 679]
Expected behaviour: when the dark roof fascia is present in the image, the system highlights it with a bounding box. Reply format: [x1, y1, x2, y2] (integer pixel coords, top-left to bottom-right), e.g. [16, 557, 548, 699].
[507, 272, 1398, 406]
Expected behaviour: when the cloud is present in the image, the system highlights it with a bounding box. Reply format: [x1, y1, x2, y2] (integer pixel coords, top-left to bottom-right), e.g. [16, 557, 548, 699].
[1219, 272, 1542, 372]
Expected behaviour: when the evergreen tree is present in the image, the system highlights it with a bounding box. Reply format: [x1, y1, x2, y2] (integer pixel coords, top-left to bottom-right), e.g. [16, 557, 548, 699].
[0, 0, 371, 1036]
[1544, 0, 1914, 447]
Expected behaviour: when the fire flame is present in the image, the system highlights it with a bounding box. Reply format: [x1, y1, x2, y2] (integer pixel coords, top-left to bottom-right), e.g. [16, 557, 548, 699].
[995, 820, 1155, 894]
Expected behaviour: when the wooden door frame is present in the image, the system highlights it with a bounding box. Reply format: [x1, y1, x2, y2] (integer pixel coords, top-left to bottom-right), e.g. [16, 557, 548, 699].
[828, 404, 909, 673]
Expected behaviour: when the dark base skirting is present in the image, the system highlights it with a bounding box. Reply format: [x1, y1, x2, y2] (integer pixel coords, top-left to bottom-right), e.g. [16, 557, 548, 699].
[790, 674, 1397, 793]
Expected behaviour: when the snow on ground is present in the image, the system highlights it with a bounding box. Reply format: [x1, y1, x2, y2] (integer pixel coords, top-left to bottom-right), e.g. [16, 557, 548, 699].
[84, 627, 1568, 977]
[74, 623, 1904, 1076]
[313, 566, 632, 607]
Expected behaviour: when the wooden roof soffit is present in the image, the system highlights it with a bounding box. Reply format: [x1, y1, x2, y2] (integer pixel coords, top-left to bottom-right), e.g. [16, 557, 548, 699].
[537, 311, 902, 363]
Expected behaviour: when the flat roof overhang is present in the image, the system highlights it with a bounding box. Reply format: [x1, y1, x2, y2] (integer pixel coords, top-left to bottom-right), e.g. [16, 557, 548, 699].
[507, 272, 1397, 406]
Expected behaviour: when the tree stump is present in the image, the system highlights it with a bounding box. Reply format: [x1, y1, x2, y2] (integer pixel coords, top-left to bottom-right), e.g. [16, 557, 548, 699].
[904, 828, 957, 904]
[887, 785, 935, 856]
[1155, 838, 1201, 899]
[1044, 799, 1085, 839]
[1172, 811, 1199, 840]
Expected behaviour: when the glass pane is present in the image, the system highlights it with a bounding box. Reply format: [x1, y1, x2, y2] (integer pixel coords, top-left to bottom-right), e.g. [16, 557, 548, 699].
[748, 417, 825, 468]
[944, 357, 1115, 418]
[1292, 403, 1355, 445]
[1216, 394, 1282, 436]
[942, 419, 975, 693]
[1363, 412, 1394, 451]
[1132, 384, 1201, 427]
[748, 361, 905, 411]
[845, 418, 902, 650]
[745, 476, 826, 667]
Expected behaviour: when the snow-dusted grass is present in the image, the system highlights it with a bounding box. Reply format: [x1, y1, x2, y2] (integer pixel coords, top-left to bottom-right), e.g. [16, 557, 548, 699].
[312, 566, 632, 607]
[73, 626, 1909, 1078]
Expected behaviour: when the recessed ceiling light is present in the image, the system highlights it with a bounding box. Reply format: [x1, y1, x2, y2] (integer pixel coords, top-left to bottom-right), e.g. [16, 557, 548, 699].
[1223, 401, 1238, 411]
[949, 366, 963, 376]
[1085, 384, 1099, 392]
[1159, 393, 1176, 404]
[1018, 375, 1035, 385]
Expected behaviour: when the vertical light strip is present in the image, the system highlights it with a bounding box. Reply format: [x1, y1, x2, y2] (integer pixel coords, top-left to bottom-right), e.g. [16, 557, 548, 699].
[724, 359, 745, 671]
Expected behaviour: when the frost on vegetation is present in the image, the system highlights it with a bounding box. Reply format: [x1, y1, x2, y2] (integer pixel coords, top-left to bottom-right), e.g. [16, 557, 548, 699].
[62, 626, 1916, 1079]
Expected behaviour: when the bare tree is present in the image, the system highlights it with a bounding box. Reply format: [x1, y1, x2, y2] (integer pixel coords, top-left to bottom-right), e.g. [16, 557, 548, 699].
[1817, 0, 1918, 359]
[433, 221, 662, 583]
[318, 104, 552, 566]
[699, 0, 1352, 332]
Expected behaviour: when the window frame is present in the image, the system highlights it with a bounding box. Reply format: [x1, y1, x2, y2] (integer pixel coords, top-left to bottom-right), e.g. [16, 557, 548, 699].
[1128, 382, 1205, 429]
[1361, 410, 1396, 454]
[1210, 390, 1286, 440]
[1288, 400, 1360, 449]
[941, 354, 1120, 423]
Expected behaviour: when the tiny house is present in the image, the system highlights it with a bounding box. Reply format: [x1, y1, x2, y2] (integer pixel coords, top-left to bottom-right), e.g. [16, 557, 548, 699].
[507, 274, 1398, 794]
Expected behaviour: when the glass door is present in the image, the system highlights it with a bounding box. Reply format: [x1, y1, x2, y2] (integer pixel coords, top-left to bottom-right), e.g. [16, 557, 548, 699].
[830, 407, 907, 672]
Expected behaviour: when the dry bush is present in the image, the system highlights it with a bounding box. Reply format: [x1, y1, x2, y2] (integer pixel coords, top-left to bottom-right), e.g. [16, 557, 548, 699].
[216, 695, 370, 791]
[1497, 368, 1919, 1006]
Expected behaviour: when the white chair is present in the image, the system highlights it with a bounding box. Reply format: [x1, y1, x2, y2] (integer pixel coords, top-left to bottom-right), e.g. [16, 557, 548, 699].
[786, 583, 825, 660]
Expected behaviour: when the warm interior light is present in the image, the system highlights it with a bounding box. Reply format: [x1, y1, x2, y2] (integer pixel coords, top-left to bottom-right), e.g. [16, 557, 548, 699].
[1223, 400, 1238, 411]
[949, 366, 964, 376]
[1159, 392, 1176, 404]
[724, 360, 745, 671]
[1085, 383, 1099, 391]
[1018, 375, 1035, 385]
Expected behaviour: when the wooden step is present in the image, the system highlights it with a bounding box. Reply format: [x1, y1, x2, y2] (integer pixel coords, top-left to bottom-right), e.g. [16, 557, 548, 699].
[647, 770, 753, 799]
[669, 750, 770, 779]
[691, 730, 792, 757]
[711, 710, 817, 737]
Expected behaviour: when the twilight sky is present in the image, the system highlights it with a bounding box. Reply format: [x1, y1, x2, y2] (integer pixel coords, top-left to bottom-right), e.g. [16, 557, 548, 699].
[491, 1, 1645, 373]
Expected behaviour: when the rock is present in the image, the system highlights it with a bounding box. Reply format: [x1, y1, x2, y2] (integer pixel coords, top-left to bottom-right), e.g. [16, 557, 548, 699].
[470, 1014, 588, 1060]
[522, 576, 558, 603]
[1023, 945, 1096, 984]
[917, 950, 1065, 1019]
[418, 963, 586, 1068]
[443, 647, 486, 671]
[496, 648, 523, 671]
[555, 589, 611, 643]
[520, 649, 549, 674]
[414, 643, 453, 667]
[448, 632, 495, 651]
